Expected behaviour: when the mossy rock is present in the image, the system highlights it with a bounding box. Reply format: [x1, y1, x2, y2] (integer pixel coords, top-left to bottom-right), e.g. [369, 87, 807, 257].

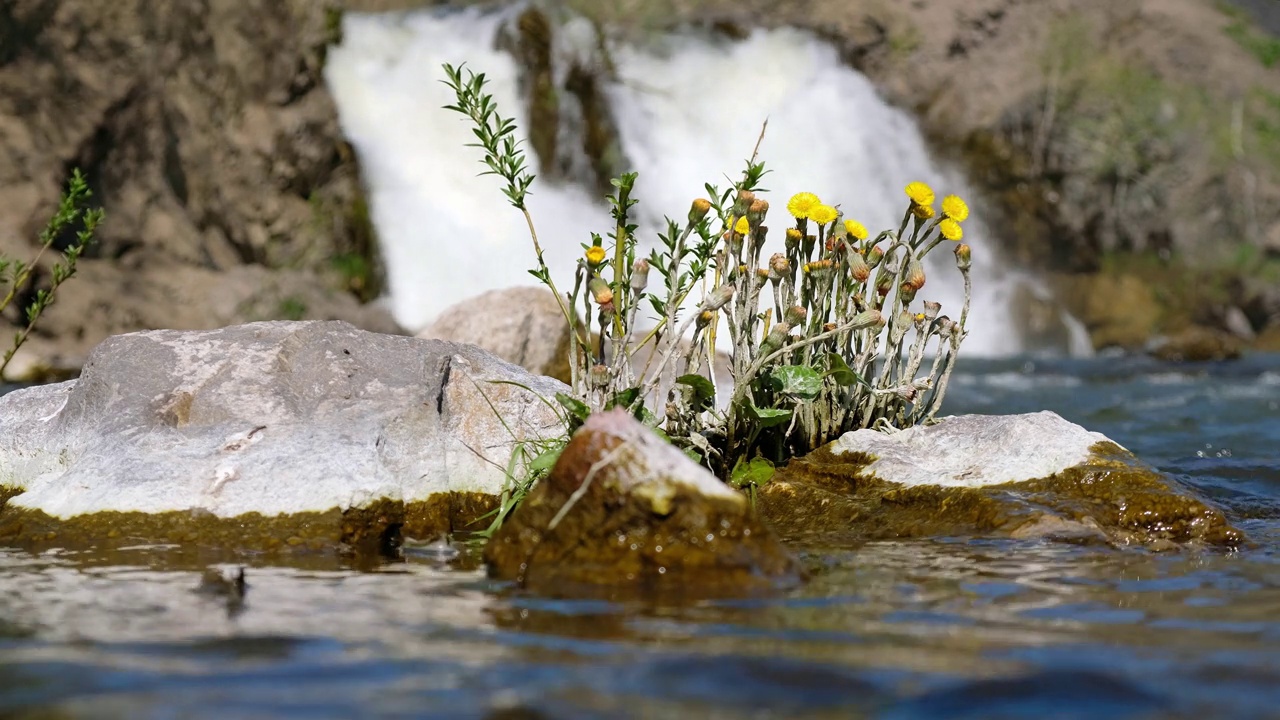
[758, 413, 1243, 549]
[484, 410, 801, 598]
[0, 488, 497, 556]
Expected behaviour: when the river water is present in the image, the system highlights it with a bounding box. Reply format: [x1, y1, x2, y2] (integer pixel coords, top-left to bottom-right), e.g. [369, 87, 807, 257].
[2, 355, 1278, 719]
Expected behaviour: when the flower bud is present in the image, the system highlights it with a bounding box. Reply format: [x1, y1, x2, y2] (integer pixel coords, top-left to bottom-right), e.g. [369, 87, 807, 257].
[804, 259, 835, 277]
[848, 309, 884, 330]
[847, 252, 870, 282]
[912, 203, 935, 220]
[589, 363, 611, 389]
[784, 305, 807, 325]
[954, 243, 971, 271]
[630, 259, 650, 294]
[891, 310, 914, 343]
[876, 275, 893, 297]
[732, 190, 756, 217]
[785, 227, 803, 251]
[696, 309, 716, 329]
[699, 284, 735, 312]
[747, 198, 769, 224]
[768, 253, 790, 282]
[589, 277, 613, 306]
[726, 232, 744, 258]
[903, 258, 925, 291]
[866, 245, 885, 268]
[759, 322, 792, 355]
[822, 322, 838, 333]
[899, 282, 918, 305]
[689, 198, 712, 224]
[752, 225, 769, 250]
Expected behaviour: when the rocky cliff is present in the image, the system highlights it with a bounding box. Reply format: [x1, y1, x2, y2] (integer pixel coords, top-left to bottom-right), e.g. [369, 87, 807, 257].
[0, 0, 395, 379]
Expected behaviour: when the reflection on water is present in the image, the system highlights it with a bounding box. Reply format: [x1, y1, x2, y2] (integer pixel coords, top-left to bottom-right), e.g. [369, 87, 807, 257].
[2, 355, 1280, 718]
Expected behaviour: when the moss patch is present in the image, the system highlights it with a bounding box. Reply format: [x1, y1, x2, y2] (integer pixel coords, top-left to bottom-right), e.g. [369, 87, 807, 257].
[484, 418, 801, 598]
[0, 490, 498, 556]
[759, 442, 1244, 548]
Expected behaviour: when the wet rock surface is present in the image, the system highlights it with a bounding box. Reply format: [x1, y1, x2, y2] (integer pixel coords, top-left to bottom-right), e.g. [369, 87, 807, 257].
[0, 321, 565, 551]
[485, 410, 801, 597]
[758, 412, 1243, 548]
[1148, 327, 1245, 363]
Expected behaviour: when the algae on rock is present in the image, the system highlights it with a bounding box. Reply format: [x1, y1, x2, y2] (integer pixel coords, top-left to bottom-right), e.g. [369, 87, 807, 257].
[757, 412, 1244, 548]
[485, 409, 802, 597]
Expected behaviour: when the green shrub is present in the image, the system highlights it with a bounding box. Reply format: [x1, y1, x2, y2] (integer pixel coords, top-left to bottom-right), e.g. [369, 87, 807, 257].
[444, 63, 975, 493]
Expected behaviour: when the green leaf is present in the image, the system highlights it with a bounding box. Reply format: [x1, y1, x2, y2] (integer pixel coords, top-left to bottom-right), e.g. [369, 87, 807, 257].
[675, 373, 716, 411]
[822, 353, 865, 387]
[555, 392, 591, 423]
[730, 456, 775, 489]
[768, 365, 822, 400]
[606, 387, 641, 412]
[635, 404, 660, 427]
[528, 446, 562, 475]
[747, 404, 792, 428]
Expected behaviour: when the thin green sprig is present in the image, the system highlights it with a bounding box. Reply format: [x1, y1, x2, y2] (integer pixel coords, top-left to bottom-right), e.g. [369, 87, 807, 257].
[1, 169, 101, 379]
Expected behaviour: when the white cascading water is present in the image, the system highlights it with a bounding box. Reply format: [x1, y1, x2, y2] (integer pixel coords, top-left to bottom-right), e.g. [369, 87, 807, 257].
[326, 7, 1025, 355]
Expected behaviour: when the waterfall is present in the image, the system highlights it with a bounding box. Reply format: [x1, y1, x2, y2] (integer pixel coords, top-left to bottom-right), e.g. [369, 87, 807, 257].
[326, 7, 1026, 356]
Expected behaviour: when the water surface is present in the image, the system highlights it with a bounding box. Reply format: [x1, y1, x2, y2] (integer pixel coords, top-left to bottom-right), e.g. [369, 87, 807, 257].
[2, 356, 1279, 718]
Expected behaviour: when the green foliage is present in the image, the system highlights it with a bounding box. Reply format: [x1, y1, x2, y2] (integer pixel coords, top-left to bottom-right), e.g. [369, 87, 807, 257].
[1223, 12, 1280, 68]
[442, 63, 535, 210]
[471, 379, 575, 539]
[0, 169, 101, 379]
[1243, 88, 1280, 168]
[445, 62, 974, 488]
[278, 296, 308, 321]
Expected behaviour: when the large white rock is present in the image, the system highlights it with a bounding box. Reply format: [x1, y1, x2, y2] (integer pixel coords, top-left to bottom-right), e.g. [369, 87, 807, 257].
[0, 321, 567, 519]
[829, 411, 1119, 488]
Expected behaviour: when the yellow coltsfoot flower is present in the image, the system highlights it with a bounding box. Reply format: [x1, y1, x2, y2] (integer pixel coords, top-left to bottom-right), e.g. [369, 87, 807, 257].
[941, 194, 969, 222]
[939, 218, 963, 241]
[786, 192, 821, 219]
[585, 245, 607, 266]
[734, 216, 750, 235]
[843, 219, 868, 240]
[912, 203, 935, 220]
[809, 204, 839, 226]
[904, 181, 935, 207]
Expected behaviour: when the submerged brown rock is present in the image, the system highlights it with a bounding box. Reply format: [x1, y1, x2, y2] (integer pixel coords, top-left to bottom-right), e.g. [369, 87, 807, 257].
[1149, 327, 1244, 363]
[484, 410, 801, 597]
